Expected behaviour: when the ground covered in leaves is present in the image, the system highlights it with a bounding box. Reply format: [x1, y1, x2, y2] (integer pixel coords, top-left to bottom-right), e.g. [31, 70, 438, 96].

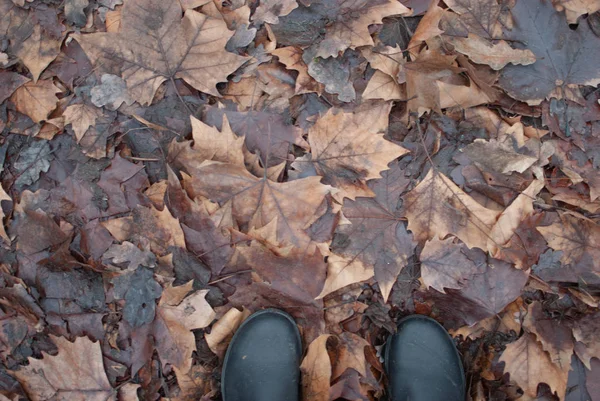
[0, 0, 600, 400]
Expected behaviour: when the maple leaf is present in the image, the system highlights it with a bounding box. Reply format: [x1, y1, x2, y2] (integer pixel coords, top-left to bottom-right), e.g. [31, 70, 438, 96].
[10, 80, 60, 123]
[312, 0, 411, 59]
[63, 103, 103, 142]
[500, 333, 569, 398]
[300, 102, 408, 201]
[329, 162, 416, 302]
[498, 0, 600, 105]
[12, 335, 115, 401]
[300, 334, 332, 401]
[182, 161, 331, 247]
[420, 237, 480, 293]
[537, 213, 600, 276]
[403, 169, 500, 250]
[75, 0, 249, 105]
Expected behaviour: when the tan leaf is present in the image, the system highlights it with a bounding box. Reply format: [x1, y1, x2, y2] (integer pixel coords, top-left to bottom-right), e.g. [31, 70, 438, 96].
[12, 335, 115, 401]
[154, 285, 216, 373]
[14, 24, 63, 82]
[252, 0, 298, 24]
[420, 237, 480, 293]
[332, 332, 369, 379]
[10, 80, 60, 123]
[448, 33, 536, 70]
[500, 333, 568, 398]
[361, 45, 405, 81]
[172, 365, 210, 401]
[572, 311, 600, 369]
[183, 161, 331, 247]
[204, 307, 250, 358]
[316, 254, 373, 299]
[403, 169, 500, 250]
[272, 46, 322, 95]
[75, 0, 249, 105]
[537, 214, 600, 273]
[407, 3, 445, 56]
[0, 184, 11, 242]
[488, 179, 544, 255]
[442, 0, 506, 39]
[315, 0, 411, 58]
[462, 140, 538, 175]
[300, 334, 332, 401]
[63, 104, 103, 142]
[221, 76, 267, 110]
[363, 70, 404, 101]
[118, 383, 141, 401]
[147, 205, 186, 254]
[305, 103, 408, 201]
[553, 0, 600, 24]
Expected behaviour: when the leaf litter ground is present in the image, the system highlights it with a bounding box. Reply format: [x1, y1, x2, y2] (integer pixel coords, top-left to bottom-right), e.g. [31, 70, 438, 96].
[1, 0, 600, 400]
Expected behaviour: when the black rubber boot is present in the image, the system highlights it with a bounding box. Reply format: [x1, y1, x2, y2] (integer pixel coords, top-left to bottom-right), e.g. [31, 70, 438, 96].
[384, 315, 466, 401]
[221, 309, 302, 401]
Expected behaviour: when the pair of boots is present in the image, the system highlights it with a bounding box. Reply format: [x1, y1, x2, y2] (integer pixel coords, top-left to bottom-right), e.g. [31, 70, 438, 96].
[221, 309, 465, 401]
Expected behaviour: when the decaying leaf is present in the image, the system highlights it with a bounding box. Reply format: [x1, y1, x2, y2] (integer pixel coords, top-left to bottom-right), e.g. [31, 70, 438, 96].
[10, 80, 60, 123]
[76, 0, 249, 104]
[300, 334, 331, 401]
[63, 103, 103, 142]
[448, 33, 536, 70]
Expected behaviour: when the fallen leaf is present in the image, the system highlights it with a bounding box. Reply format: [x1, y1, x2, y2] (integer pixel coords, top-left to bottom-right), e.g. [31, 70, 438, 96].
[403, 169, 500, 250]
[300, 334, 331, 401]
[500, 333, 569, 399]
[303, 103, 408, 201]
[90, 74, 134, 110]
[331, 162, 416, 302]
[76, 0, 248, 104]
[14, 24, 63, 82]
[0, 71, 29, 104]
[204, 307, 250, 358]
[63, 103, 103, 142]
[462, 139, 538, 174]
[407, 3, 445, 56]
[272, 46, 323, 94]
[572, 311, 600, 369]
[420, 237, 480, 293]
[553, 0, 600, 24]
[332, 332, 369, 379]
[13, 140, 53, 187]
[65, 0, 88, 26]
[0, 184, 11, 242]
[448, 33, 536, 70]
[252, 0, 298, 24]
[498, 0, 600, 104]
[442, 0, 506, 39]
[363, 70, 404, 101]
[111, 266, 162, 327]
[103, 241, 156, 270]
[316, 254, 374, 299]
[10, 80, 60, 123]
[12, 335, 115, 401]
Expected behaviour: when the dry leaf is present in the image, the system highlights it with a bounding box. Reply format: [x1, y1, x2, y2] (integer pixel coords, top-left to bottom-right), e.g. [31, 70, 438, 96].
[421, 237, 480, 293]
[363, 70, 404, 100]
[300, 334, 331, 401]
[63, 103, 103, 142]
[0, 184, 11, 242]
[252, 0, 298, 24]
[448, 33, 536, 70]
[10, 80, 60, 123]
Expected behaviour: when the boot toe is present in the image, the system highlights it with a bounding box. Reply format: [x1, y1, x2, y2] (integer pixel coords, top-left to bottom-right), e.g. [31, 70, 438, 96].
[222, 309, 302, 401]
[384, 315, 465, 401]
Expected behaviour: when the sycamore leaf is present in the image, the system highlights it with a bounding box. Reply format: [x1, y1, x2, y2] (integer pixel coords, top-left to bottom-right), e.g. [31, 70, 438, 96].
[316, 254, 373, 299]
[572, 311, 600, 370]
[498, 0, 600, 105]
[153, 283, 216, 373]
[252, 0, 298, 24]
[272, 46, 323, 95]
[12, 335, 115, 401]
[303, 102, 408, 201]
[448, 33, 536, 70]
[0, 184, 11, 242]
[420, 237, 480, 293]
[331, 163, 416, 302]
[441, 0, 506, 39]
[300, 334, 332, 401]
[314, 0, 411, 59]
[462, 138, 538, 174]
[500, 333, 569, 398]
[537, 214, 600, 276]
[403, 169, 500, 250]
[63, 104, 103, 142]
[361, 45, 405, 81]
[205, 307, 250, 358]
[363, 70, 404, 101]
[14, 24, 63, 82]
[75, 0, 249, 105]
[183, 161, 331, 247]
[407, 3, 445, 56]
[10, 80, 60, 123]
[0, 71, 29, 103]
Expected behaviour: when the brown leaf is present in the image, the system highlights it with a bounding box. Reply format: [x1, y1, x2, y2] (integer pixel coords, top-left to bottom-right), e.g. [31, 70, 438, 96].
[316, 254, 374, 300]
[16, 210, 68, 255]
[500, 333, 569, 398]
[153, 283, 216, 373]
[10, 80, 60, 123]
[63, 103, 103, 142]
[407, 3, 445, 56]
[420, 237, 480, 293]
[252, 0, 298, 24]
[75, 0, 248, 104]
[204, 307, 250, 358]
[447, 33, 536, 70]
[331, 162, 416, 302]
[303, 103, 408, 201]
[553, 0, 600, 24]
[0, 71, 29, 103]
[332, 332, 369, 379]
[462, 139, 539, 174]
[0, 184, 11, 242]
[572, 311, 600, 370]
[403, 169, 500, 250]
[537, 213, 600, 276]
[361, 45, 405, 81]
[363, 70, 404, 101]
[14, 24, 63, 82]
[300, 334, 332, 401]
[12, 335, 115, 401]
[442, 0, 506, 39]
[272, 46, 323, 95]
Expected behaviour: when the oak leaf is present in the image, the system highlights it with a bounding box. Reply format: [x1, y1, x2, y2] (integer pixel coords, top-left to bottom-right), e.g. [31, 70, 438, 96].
[12, 335, 115, 401]
[403, 169, 500, 250]
[10, 80, 60, 123]
[499, 0, 600, 105]
[303, 103, 408, 201]
[63, 103, 103, 142]
[500, 333, 569, 398]
[330, 163, 416, 302]
[75, 0, 248, 105]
